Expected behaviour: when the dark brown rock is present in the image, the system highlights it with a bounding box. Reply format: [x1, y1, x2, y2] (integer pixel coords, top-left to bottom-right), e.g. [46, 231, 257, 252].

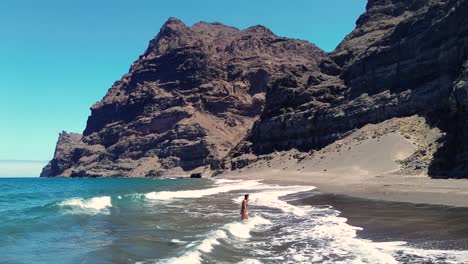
[43, 0, 468, 178]
[227, 0, 468, 178]
[41, 18, 325, 177]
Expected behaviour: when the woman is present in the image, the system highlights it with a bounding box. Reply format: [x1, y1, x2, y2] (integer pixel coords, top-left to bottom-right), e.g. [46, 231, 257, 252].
[240, 194, 249, 220]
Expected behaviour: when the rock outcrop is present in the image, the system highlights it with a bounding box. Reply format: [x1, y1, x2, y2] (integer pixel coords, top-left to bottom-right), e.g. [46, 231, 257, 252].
[226, 0, 468, 178]
[41, 18, 325, 177]
[43, 0, 468, 178]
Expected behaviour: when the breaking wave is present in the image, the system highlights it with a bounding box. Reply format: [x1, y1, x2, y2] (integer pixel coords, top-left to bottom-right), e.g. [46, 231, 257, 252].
[145, 180, 263, 200]
[155, 180, 468, 264]
[57, 196, 112, 215]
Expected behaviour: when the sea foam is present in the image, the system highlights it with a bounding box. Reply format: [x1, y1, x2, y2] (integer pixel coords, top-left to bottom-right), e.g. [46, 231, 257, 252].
[374, 241, 468, 264]
[238, 259, 262, 264]
[161, 229, 228, 264]
[160, 216, 272, 264]
[145, 180, 262, 200]
[246, 185, 316, 216]
[225, 215, 271, 239]
[148, 179, 468, 263]
[58, 196, 112, 214]
[229, 184, 315, 217]
[230, 183, 399, 263]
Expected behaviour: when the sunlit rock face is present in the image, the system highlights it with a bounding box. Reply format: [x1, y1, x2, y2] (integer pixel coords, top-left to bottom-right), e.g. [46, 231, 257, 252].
[227, 0, 468, 178]
[43, 0, 468, 178]
[41, 18, 326, 177]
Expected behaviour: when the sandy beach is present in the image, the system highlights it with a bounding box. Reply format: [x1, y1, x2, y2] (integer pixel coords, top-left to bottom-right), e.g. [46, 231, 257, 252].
[221, 169, 468, 208]
[218, 116, 468, 208]
[296, 193, 468, 250]
[215, 120, 468, 254]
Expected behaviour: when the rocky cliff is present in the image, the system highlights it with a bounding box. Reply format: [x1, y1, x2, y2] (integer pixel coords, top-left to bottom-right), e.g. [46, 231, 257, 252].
[42, 0, 468, 178]
[41, 18, 325, 177]
[226, 0, 468, 178]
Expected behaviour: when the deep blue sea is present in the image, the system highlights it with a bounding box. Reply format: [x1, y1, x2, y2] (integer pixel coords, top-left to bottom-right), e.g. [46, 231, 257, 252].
[1, 177, 468, 264]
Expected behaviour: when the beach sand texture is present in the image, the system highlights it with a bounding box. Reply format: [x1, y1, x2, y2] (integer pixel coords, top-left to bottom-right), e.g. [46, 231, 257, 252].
[219, 115, 468, 207]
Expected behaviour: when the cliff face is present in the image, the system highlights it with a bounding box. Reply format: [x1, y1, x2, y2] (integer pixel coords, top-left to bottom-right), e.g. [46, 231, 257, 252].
[43, 0, 468, 178]
[41, 18, 325, 177]
[227, 0, 468, 178]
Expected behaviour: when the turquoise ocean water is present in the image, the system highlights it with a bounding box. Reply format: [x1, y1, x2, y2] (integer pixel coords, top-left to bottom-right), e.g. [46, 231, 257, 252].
[1, 177, 468, 264]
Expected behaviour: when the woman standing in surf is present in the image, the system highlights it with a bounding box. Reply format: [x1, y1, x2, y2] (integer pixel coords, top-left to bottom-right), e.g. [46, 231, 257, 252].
[241, 194, 249, 220]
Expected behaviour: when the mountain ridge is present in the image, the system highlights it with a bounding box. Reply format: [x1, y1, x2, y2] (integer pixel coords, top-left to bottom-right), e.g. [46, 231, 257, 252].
[42, 0, 468, 178]
[42, 17, 326, 177]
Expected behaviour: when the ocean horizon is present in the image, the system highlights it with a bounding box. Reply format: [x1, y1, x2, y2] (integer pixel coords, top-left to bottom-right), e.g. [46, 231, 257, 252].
[0, 160, 48, 178]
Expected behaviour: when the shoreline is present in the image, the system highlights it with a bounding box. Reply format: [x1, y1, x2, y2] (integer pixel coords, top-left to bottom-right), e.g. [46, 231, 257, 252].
[294, 193, 468, 251]
[36, 171, 468, 208]
[35, 169, 468, 208]
[215, 115, 468, 208]
[218, 169, 468, 250]
[266, 175, 468, 208]
[220, 171, 468, 208]
[218, 174, 468, 251]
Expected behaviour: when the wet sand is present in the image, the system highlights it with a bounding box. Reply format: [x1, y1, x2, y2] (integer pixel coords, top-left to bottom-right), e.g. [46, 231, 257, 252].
[217, 116, 468, 208]
[295, 192, 468, 250]
[216, 115, 468, 252]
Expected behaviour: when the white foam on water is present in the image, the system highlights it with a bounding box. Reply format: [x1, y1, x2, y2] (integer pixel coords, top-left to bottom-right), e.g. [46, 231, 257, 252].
[228, 182, 458, 263]
[241, 185, 316, 216]
[291, 208, 468, 264]
[238, 259, 262, 264]
[58, 196, 112, 215]
[161, 250, 201, 264]
[292, 254, 306, 262]
[198, 230, 227, 252]
[161, 215, 272, 264]
[145, 180, 263, 200]
[170, 239, 185, 244]
[261, 203, 468, 264]
[374, 241, 468, 264]
[213, 179, 244, 184]
[147, 180, 468, 263]
[311, 216, 398, 264]
[227, 183, 399, 263]
[258, 209, 400, 264]
[160, 212, 273, 264]
[225, 215, 272, 239]
[161, 230, 228, 264]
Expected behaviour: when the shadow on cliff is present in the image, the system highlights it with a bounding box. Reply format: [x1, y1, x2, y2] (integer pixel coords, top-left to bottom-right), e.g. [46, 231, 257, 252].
[427, 113, 468, 179]
[418, 84, 468, 180]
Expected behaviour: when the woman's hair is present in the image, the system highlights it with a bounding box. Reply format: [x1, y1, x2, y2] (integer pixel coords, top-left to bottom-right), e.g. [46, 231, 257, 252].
[245, 194, 249, 199]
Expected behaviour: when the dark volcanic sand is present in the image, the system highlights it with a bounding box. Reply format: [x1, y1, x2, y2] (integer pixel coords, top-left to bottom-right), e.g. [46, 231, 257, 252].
[295, 192, 468, 251]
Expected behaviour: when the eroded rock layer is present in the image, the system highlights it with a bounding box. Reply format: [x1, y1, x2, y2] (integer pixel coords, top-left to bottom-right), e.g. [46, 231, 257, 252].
[43, 0, 468, 178]
[227, 0, 468, 178]
[41, 18, 325, 177]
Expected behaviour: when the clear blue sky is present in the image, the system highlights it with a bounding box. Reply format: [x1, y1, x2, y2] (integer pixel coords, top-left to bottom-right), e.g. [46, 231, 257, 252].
[1, 0, 367, 164]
